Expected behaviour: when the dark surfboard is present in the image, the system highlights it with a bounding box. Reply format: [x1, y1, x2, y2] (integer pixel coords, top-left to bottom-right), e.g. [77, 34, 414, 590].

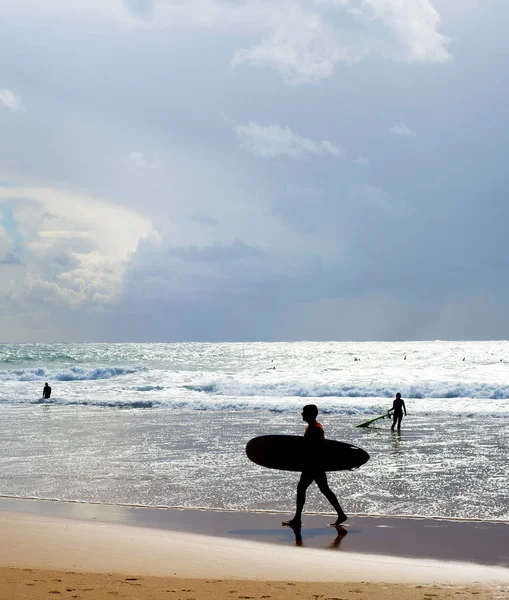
[246, 435, 369, 472]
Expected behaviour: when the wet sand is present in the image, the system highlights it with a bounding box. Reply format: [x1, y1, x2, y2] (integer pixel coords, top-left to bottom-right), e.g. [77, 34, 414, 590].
[1, 497, 508, 566]
[0, 499, 508, 599]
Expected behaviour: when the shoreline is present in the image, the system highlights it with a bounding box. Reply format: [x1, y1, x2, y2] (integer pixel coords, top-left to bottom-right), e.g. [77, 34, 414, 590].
[1, 509, 508, 584]
[1, 496, 508, 567]
[3, 493, 509, 523]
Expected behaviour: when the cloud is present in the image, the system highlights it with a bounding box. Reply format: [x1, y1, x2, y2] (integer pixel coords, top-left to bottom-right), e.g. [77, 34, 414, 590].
[390, 122, 417, 136]
[236, 123, 344, 160]
[354, 156, 370, 166]
[231, 0, 451, 84]
[3, 0, 506, 343]
[116, 0, 451, 85]
[0, 187, 153, 308]
[0, 89, 21, 111]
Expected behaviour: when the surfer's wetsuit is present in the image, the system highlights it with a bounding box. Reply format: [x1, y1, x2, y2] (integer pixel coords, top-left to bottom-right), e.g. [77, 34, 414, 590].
[42, 383, 51, 399]
[391, 395, 406, 430]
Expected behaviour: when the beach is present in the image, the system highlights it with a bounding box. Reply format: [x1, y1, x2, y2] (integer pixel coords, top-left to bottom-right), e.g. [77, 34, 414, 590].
[1, 342, 509, 598]
[0, 500, 508, 599]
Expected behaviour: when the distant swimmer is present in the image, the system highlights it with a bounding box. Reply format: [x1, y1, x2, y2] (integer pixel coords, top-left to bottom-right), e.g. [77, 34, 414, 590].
[282, 404, 347, 530]
[404, 355, 407, 360]
[462, 357, 465, 361]
[390, 393, 407, 431]
[42, 382, 52, 399]
[354, 357, 360, 362]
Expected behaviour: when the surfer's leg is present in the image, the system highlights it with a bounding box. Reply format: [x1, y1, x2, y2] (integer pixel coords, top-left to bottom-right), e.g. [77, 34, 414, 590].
[315, 472, 347, 525]
[295, 472, 314, 520]
[283, 472, 313, 526]
[391, 414, 397, 430]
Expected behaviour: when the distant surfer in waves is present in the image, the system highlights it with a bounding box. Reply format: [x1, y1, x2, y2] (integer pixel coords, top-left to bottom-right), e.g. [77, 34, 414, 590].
[283, 404, 347, 531]
[42, 382, 52, 400]
[390, 393, 406, 430]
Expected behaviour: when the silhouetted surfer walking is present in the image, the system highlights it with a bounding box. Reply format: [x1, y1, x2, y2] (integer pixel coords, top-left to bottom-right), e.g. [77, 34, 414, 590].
[283, 404, 347, 531]
[42, 382, 52, 400]
[390, 392, 407, 430]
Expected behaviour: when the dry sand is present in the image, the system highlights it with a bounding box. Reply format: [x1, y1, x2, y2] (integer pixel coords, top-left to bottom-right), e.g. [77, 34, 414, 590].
[0, 509, 507, 599]
[2, 567, 506, 600]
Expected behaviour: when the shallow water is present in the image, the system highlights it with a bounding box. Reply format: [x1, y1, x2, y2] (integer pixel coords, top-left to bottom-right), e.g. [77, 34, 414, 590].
[0, 341, 508, 521]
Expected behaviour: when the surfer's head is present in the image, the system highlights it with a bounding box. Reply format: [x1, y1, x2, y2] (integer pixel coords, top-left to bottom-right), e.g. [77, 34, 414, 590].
[396, 392, 401, 399]
[302, 404, 318, 422]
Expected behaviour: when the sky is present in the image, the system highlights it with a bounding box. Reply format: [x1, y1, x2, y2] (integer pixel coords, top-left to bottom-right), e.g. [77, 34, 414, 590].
[1, 0, 509, 342]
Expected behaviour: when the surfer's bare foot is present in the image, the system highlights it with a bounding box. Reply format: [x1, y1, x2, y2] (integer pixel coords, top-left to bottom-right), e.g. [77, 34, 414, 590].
[330, 515, 347, 527]
[282, 518, 301, 528]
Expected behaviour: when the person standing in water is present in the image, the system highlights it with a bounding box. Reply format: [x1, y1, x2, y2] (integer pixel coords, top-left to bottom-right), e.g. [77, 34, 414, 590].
[283, 404, 347, 530]
[391, 393, 407, 430]
[42, 382, 52, 399]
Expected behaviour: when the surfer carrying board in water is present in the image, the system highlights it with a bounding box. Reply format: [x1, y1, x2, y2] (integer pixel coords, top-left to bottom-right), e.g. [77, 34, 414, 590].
[390, 393, 407, 430]
[283, 404, 347, 531]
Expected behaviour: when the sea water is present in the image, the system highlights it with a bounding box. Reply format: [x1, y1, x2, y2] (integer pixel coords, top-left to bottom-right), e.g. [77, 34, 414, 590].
[0, 341, 507, 521]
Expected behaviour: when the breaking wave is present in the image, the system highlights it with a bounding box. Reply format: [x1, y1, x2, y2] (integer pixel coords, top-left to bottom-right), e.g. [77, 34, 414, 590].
[0, 366, 146, 382]
[183, 380, 509, 400]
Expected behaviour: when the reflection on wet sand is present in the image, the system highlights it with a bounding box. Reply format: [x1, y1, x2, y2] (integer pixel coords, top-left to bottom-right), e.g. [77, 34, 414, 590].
[283, 520, 348, 548]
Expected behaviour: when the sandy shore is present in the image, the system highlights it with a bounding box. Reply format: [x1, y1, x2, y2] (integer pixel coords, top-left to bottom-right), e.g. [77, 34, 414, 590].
[2, 566, 506, 600]
[0, 502, 508, 599]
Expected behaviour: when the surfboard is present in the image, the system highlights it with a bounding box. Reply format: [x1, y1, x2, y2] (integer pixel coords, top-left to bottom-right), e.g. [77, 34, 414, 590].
[246, 435, 369, 472]
[355, 410, 393, 428]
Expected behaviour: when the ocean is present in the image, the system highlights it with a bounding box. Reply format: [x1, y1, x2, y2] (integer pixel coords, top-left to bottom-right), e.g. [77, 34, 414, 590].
[0, 341, 507, 522]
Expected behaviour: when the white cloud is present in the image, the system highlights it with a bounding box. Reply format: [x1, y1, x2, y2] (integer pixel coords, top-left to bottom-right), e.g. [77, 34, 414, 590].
[0, 187, 153, 307]
[118, 0, 451, 85]
[361, 0, 451, 63]
[0, 89, 21, 111]
[236, 122, 344, 160]
[390, 122, 417, 136]
[230, 0, 451, 84]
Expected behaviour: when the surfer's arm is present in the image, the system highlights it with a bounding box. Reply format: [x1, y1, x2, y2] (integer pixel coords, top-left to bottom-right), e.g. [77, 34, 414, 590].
[402, 400, 407, 415]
